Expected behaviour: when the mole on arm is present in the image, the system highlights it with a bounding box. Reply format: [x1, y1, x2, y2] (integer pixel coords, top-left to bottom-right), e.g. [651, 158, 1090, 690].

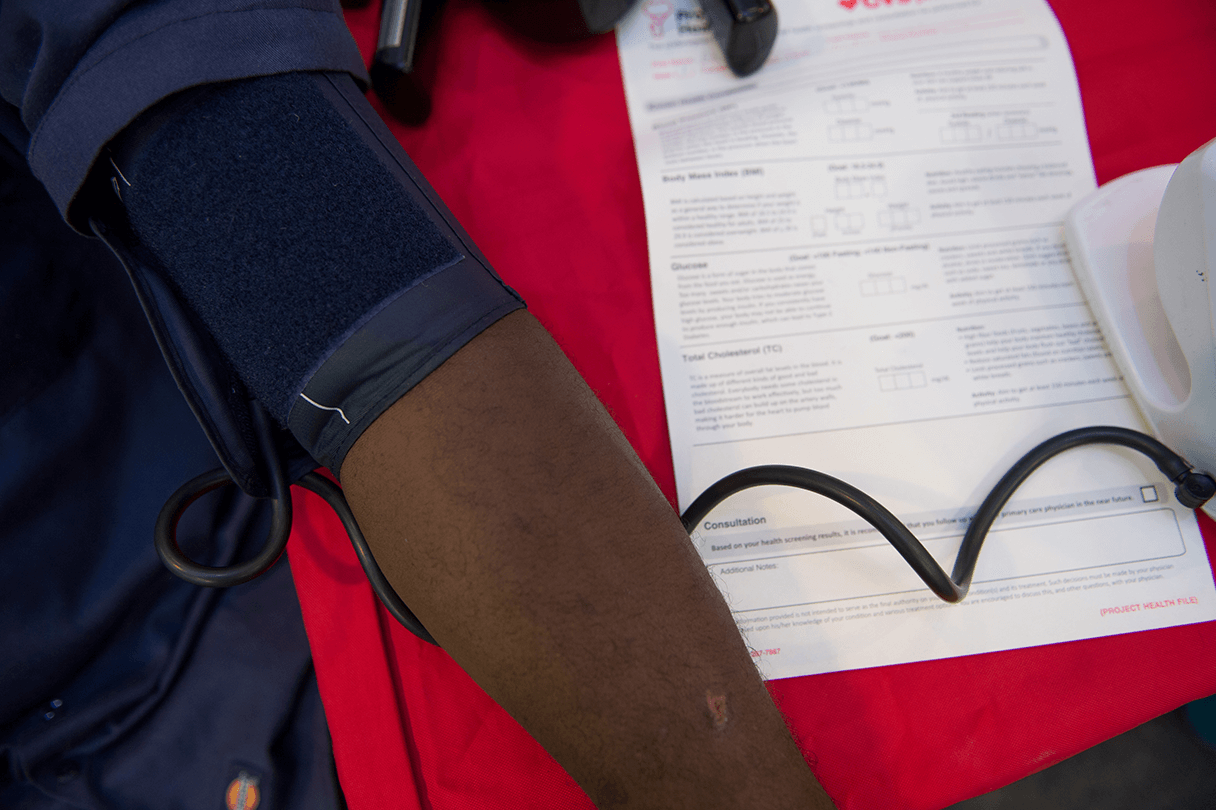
[706, 690, 729, 730]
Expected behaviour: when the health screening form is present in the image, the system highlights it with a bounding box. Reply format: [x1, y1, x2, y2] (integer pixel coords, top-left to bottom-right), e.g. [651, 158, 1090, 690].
[617, 0, 1216, 679]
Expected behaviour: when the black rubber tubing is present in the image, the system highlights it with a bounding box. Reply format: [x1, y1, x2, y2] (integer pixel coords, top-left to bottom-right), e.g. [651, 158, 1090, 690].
[679, 426, 1215, 603]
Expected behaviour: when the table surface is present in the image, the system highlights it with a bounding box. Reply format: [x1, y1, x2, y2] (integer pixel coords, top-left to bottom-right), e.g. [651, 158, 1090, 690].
[285, 2, 1216, 807]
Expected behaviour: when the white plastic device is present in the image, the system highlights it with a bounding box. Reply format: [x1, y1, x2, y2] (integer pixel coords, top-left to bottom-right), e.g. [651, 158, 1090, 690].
[1065, 139, 1216, 517]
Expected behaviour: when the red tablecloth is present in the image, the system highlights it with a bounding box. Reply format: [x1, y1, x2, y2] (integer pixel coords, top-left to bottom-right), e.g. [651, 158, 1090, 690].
[286, 2, 1216, 807]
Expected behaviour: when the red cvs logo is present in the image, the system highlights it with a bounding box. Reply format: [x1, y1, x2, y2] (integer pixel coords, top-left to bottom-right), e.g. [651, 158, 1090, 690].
[840, 0, 922, 9]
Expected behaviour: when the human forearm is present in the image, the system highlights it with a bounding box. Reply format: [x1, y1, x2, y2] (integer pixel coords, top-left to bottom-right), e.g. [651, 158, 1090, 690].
[341, 310, 834, 809]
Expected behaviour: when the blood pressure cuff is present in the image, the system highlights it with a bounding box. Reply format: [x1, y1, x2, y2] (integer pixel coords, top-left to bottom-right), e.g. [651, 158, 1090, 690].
[88, 71, 525, 494]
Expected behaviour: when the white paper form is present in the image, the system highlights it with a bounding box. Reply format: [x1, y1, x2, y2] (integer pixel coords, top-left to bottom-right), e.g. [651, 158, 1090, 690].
[616, 0, 1216, 679]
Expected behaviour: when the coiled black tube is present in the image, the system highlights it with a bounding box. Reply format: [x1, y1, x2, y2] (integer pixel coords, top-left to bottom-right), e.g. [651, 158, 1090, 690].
[154, 404, 437, 643]
[155, 466, 437, 644]
[155, 407, 292, 587]
[680, 426, 1215, 604]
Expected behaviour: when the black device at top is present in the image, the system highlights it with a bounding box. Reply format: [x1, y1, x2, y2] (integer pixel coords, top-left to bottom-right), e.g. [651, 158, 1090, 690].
[371, 0, 439, 124]
[371, 0, 779, 123]
[700, 0, 777, 77]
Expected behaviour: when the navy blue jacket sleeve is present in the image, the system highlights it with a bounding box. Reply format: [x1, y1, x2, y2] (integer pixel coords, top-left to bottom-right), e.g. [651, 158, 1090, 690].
[2, 1, 524, 489]
[0, 0, 368, 230]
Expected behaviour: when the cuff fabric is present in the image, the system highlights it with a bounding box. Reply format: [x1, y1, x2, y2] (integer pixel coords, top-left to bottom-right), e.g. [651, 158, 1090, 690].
[24, 0, 369, 231]
[101, 71, 524, 481]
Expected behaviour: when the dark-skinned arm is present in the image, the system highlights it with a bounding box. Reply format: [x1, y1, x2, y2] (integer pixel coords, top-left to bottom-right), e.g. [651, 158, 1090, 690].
[341, 310, 835, 810]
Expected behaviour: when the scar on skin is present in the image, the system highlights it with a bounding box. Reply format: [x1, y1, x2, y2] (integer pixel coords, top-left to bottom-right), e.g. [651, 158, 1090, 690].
[706, 690, 729, 730]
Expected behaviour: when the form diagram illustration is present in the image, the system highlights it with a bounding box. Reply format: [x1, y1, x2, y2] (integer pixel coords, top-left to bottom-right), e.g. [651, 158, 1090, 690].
[810, 211, 866, 236]
[878, 369, 926, 392]
[939, 121, 1040, 144]
[877, 204, 920, 230]
[859, 276, 907, 296]
[996, 122, 1039, 141]
[834, 211, 865, 234]
[829, 122, 873, 142]
[824, 95, 868, 114]
[835, 175, 887, 199]
[940, 123, 981, 144]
